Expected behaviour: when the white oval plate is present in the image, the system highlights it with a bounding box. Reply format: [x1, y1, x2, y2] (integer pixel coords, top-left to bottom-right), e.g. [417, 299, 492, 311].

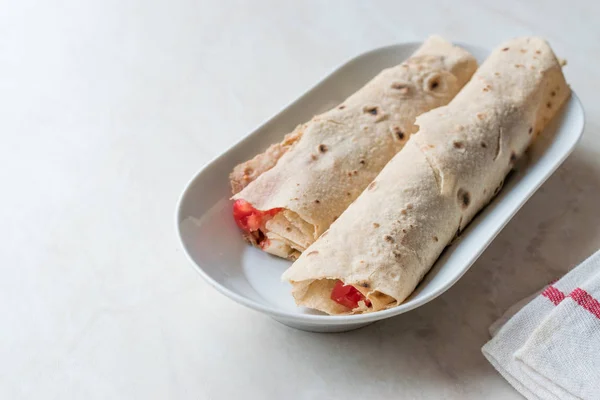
[176, 41, 585, 333]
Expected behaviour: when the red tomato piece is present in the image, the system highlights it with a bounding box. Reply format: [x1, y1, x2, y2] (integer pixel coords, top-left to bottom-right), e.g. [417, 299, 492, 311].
[232, 199, 281, 233]
[330, 280, 371, 309]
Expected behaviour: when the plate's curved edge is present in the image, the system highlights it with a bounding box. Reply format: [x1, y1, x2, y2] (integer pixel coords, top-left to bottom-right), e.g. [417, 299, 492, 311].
[175, 43, 586, 326]
[175, 40, 447, 325]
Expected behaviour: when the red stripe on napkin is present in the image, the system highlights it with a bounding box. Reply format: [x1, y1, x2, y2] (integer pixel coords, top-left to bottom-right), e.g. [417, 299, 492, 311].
[541, 285, 566, 305]
[569, 288, 600, 320]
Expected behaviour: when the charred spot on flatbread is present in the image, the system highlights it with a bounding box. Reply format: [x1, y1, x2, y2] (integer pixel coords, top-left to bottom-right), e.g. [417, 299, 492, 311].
[391, 125, 405, 141]
[384, 235, 395, 243]
[453, 140, 464, 149]
[428, 76, 440, 90]
[363, 105, 379, 115]
[457, 188, 470, 209]
[318, 144, 328, 153]
[358, 282, 370, 288]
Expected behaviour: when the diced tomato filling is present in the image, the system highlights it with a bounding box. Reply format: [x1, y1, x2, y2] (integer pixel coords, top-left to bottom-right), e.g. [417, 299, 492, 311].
[232, 199, 281, 234]
[330, 280, 372, 309]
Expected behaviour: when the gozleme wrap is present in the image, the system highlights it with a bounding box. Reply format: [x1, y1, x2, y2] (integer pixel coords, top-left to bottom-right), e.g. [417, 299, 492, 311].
[230, 36, 477, 259]
[283, 37, 570, 314]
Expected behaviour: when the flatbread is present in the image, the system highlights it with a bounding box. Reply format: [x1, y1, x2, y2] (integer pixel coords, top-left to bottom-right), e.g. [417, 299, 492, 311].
[283, 37, 570, 314]
[231, 36, 477, 258]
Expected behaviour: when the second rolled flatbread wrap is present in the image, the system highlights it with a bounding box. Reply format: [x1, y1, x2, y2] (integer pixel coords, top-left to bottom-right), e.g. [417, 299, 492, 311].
[283, 37, 570, 315]
[231, 36, 477, 259]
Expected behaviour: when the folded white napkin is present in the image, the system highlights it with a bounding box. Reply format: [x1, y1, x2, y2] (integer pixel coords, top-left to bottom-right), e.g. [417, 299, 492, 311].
[482, 249, 600, 400]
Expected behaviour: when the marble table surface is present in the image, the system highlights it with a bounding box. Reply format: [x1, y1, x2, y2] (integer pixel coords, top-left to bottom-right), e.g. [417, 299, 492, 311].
[2, 0, 599, 398]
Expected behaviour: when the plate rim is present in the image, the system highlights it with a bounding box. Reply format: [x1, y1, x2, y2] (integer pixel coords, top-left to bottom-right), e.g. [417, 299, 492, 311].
[176, 41, 586, 325]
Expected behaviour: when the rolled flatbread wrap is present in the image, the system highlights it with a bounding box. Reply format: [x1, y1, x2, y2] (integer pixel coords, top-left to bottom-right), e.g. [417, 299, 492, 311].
[230, 36, 477, 259]
[283, 37, 570, 314]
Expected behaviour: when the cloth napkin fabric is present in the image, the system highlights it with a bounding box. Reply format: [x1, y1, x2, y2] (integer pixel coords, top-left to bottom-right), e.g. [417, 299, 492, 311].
[482, 249, 600, 400]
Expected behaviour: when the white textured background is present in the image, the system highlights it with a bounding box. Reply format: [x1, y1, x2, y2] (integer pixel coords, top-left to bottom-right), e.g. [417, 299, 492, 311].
[1, 1, 599, 398]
